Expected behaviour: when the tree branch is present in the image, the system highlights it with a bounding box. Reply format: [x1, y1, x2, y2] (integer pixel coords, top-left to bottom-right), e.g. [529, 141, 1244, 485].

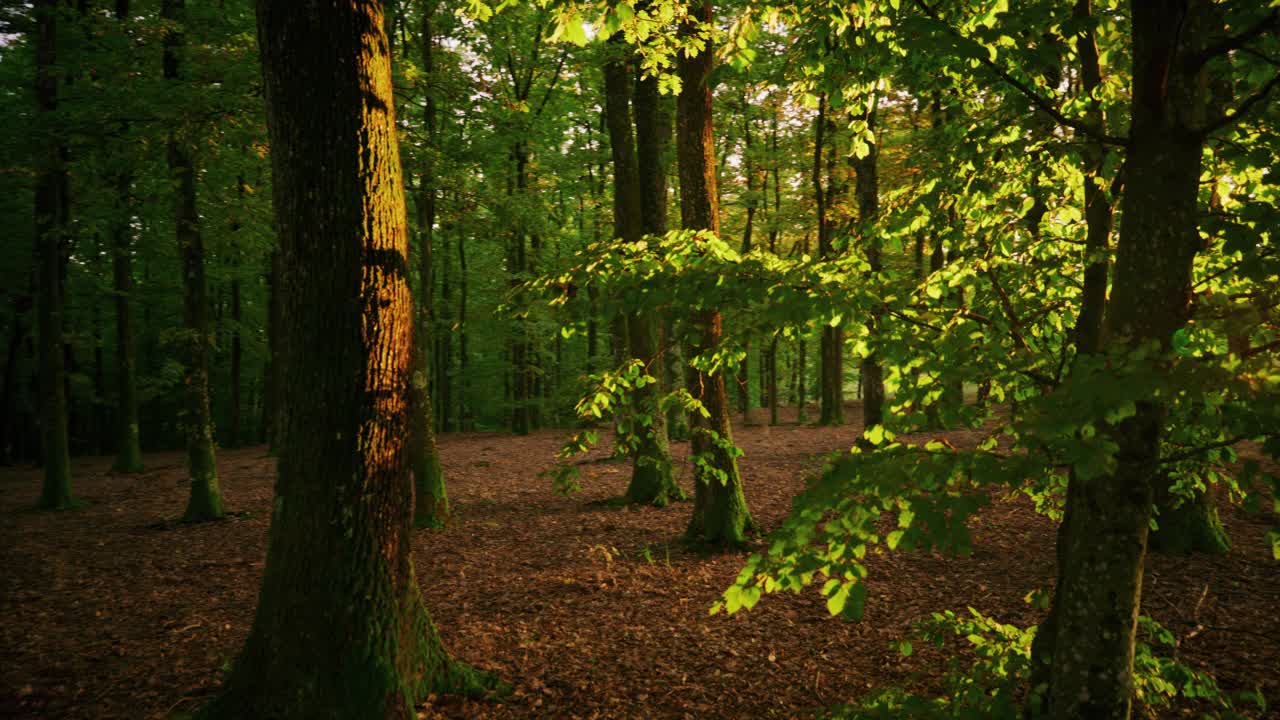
[1195, 69, 1280, 139]
[1190, 10, 1278, 69]
[911, 0, 1128, 147]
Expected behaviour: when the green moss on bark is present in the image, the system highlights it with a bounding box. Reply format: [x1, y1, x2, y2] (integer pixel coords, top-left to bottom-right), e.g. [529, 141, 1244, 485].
[414, 448, 450, 529]
[1149, 486, 1230, 556]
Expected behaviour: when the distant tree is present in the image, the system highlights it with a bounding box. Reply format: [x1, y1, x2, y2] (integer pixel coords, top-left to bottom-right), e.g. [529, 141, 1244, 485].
[163, 0, 223, 522]
[412, 0, 448, 529]
[33, 0, 74, 509]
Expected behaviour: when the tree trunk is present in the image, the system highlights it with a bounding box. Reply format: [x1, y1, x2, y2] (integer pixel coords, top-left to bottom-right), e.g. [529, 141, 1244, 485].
[767, 113, 781, 427]
[736, 99, 757, 419]
[457, 231, 470, 431]
[205, 2, 496, 715]
[412, 1, 448, 529]
[854, 106, 885, 432]
[509, 142, 533, 436]
[605, 41, 681, 506]
[813, 95, 844, 426]
[1043, 4, 1213, 718]
[34, 0, 75, 509]
[164, 0, 223, 522]
[676, 0, 753, 546]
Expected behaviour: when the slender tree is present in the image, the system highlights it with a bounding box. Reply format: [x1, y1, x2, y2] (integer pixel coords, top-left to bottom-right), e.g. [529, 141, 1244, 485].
[603, 38, 681, 507]
[411, 0, 448, 528]
[33, 0, 75, 509]
[677, 0, 753, 546]
[163, 0, 223, 521]
[204, 1, 497, 715]
[853, 102, 884, 431]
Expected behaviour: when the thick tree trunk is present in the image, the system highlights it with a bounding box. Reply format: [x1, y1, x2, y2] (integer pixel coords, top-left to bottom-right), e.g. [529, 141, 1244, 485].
[676, 0, 753, 546]
[1042, 4, 1212, 718]
[412, 2, 448, 529]
[1147, 478, 1230, 554]
[205, 2, 496, 716]
[34, 0, 75, 509]
[164, 0, 223, 522]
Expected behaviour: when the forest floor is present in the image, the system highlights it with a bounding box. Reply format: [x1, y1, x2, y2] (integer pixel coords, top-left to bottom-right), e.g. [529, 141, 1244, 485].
[1, 403, 1278, 719]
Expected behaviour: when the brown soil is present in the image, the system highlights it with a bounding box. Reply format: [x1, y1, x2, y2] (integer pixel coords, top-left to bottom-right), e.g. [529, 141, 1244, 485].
[1, 404, 1277, 719]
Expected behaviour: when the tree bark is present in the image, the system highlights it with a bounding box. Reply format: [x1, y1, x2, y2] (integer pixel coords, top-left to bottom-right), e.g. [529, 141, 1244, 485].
[164, 0, 223, 522]
[412, 1, 448, 528]
[1043, 4, 1214, 718]
[204, 2, 496, 715]
[676, 0, 753, 546]
[854, 105, 884, 431]
[605, 40, 681, 506]
[813, 94, 844, 426]
[34, 0, 75, 509]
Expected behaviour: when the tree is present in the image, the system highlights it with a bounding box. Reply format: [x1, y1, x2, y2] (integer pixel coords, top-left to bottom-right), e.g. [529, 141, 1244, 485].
[676, 0, 754, 547]
[411, 0, 449, 529]
[813, 91, 844, 426]
[164, 0, 224, 522]
[853, 102, 885, 432]
[202, 1, 497, 715]
[1039, 3, 1223, 716]
[602, 37, 682, 507]
[33, 0, 75, 509]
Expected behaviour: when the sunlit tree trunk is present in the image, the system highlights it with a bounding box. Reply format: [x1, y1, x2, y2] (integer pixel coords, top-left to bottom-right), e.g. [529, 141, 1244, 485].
[676, 0, 753, 547]
[34, 0, 75, 509]
[164, 0, 223, 521]
[204, 2, 497, 715]
[1043, 3, 1213, 718]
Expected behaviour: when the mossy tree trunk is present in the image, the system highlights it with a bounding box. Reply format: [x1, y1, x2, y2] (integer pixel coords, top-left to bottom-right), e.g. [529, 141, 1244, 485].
[1041, 3, 1214, 718]
[34, 0, 75, 509]
[676, 0, 753, 547]
[1148, 479, 1230, 555]
[604, 40, 682, 507]
[164, 0, 224, 523]
[202, 2, 495, 716]
[412, 0, 448, 529]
